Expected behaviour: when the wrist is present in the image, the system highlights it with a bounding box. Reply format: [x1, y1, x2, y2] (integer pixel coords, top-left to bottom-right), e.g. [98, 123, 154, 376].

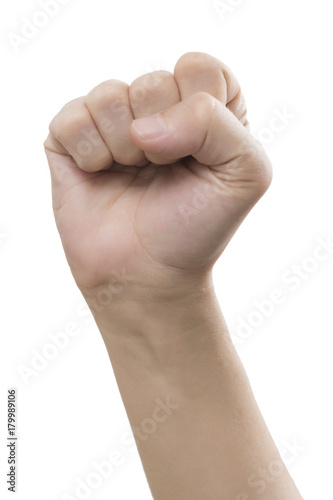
[80, 267, 214, 317]
[79, 270, 224, 346]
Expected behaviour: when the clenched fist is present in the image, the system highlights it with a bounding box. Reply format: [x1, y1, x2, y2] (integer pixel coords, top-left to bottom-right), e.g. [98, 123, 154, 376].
[42, 54, 306, 500]
[44, 52, 272, 298]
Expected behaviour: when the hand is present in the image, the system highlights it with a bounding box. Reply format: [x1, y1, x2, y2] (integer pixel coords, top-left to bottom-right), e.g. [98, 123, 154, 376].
[44, 52, 272, 297]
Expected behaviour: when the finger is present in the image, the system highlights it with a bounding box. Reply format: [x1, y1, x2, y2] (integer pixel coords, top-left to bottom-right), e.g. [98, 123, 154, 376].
[43, 146, 97, 208]
[46, 97, 113, 172]
[85, 80, 145, 166]
[130, 92, 272, 202]
[129, 70, 181, 165]
[174, 52, 249, 127]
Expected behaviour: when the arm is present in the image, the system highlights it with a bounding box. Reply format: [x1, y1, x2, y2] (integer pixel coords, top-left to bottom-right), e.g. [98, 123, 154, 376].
[44, 52, 303, 499]
[85, 283, 302, 500]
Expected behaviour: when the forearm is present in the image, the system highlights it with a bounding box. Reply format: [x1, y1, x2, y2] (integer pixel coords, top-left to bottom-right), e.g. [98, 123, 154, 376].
[83, 280, 303, 500]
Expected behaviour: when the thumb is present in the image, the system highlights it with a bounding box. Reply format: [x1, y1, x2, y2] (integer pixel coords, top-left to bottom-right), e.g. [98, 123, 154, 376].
[130, 91, 272, 203]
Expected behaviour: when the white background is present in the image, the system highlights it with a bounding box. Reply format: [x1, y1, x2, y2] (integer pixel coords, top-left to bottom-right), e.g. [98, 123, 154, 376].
[1, 0, 332, 498]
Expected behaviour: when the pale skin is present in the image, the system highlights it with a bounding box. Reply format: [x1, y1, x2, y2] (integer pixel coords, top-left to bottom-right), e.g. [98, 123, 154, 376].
[44, 52, 303, 499]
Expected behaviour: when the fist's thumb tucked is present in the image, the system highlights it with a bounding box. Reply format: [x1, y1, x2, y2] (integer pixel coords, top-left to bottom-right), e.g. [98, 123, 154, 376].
[131, 91, 272, 207]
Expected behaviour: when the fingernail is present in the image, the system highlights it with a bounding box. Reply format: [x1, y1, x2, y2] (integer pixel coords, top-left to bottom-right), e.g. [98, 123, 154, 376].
[132, 115, 167, 140]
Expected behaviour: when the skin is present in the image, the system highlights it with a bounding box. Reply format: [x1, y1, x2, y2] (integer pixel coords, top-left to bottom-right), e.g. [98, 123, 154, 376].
[44, 52, 303, 499]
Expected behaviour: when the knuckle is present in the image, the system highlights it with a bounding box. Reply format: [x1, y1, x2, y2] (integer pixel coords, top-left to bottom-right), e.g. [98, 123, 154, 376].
[55, 110, 87, 144]
[129, 70, 169, 103]
[175, 52, 220, 79]
[86, 79, 128, 111]
[48, 98, 83, 140]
